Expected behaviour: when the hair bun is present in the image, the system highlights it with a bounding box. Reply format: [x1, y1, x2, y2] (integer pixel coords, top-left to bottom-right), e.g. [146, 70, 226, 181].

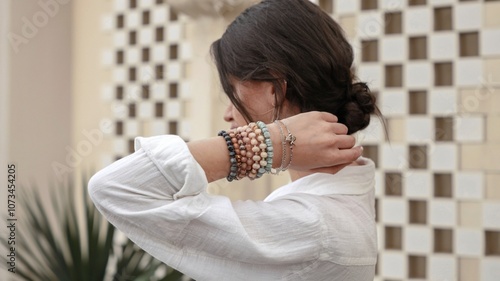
[341, 82, 376, 134]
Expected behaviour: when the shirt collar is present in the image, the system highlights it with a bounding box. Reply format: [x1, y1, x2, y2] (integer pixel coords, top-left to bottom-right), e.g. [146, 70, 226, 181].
[264, 157, 375, 202]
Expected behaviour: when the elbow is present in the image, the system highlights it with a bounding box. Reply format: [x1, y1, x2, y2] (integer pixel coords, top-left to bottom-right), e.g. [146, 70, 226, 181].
[87, 170, 109, 209]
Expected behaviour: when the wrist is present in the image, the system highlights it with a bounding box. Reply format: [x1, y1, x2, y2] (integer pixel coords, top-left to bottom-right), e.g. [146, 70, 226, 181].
[266, 122, 283, 169]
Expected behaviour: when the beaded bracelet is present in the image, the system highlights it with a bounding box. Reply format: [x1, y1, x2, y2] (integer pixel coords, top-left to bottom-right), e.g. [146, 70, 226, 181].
[218, 130, 238, 181]
[256, 121, 273, 176]
[219, 121, 279, 181]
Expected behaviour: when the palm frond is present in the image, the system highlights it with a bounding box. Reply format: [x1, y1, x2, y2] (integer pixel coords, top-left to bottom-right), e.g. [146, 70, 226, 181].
[1, 175, 189, 281]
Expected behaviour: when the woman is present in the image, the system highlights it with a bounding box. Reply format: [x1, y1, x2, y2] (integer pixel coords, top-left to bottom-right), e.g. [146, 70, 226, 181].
[89, 0, 379, 280]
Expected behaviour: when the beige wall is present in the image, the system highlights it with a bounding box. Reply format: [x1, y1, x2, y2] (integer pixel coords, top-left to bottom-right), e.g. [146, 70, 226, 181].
[71, 0, 113, 180]
[1, 0, 73, 279]
[6, 0, 73, 187]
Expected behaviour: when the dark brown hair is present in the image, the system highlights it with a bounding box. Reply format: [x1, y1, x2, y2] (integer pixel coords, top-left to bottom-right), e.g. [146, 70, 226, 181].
[211, 0, 380, 134]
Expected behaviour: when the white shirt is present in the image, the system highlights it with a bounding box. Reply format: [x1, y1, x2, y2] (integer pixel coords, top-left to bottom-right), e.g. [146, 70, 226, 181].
[89, 135, 378, 281]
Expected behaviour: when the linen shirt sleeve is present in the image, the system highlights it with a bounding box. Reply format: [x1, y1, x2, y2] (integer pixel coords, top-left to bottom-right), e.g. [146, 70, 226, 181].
[88, 135, 324, 271]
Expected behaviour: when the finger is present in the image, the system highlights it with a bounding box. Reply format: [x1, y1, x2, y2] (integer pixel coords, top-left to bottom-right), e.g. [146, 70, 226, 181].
[317, 111, 338, 123]
[334, 135, 356, 149]
[330, 122, 348, 135]
[334, 146, 363, 163]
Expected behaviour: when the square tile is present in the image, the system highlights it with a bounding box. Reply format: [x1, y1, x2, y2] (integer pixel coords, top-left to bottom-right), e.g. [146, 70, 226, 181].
[113, 30, 127, 47]
[482, 258, 500, 281]
[455, 172, 484, 200]
[138, 28, 153, 45]
[167, 62, 182, 80]
[381, 36, 406, 62]
[428, 256, 457, 281]
[429, 143, 457, 171]
[381, 90, 407, 116]
[114, 0, 127, 11]
[434, 228, 453, 253]
[112, 67, 127, 83]
[380, 0, 405, 10]
[455, 115, 484, 142]
[434, 62, 453, 86]
[407, 116, 433, 142]
[405, 7, 431, 35]
[180, 42, 192, 60]
[434, 6, 453, 31]
[100, 84, 114, 101]
[113, 138, 127, 154]
[409, 90, 427, 114]
[405, 171, 432, 198]
[456, 228, 483, 256]
[111, 102, 127, 119]
[460, 258, 480, 281]
[429, 200, 456, 227]
[125, 10, 140, 28]
[486, 174, 500, 200]
[358, 12, 384, 39]
[460, 88, 500, 114]
[335, 0, 359, 14]
[152, 45, 167, 62]
[481, 29, 500, 56]
[385, 64, 403, 87]
[461, 144, 500, 171]
[125, 47, 139, 64]
[381, 198, 407, 224]
[484, 58, 500, 85]
[152, 6, 167, 24]
[166, 100, 182, 118]
[435, 117, 454, 142]
[101, 14, 114, 32]
[138, 102, 154, 119]
[385, 11, 403, 35]
[408, 255, 427, 278]
[405, 226, 432, 254]
[459, 32, 480, 57]
[381, 143, 408, 169]
[153, 120, 168, 135]
[459, 201, 482, 228]
[429, 88, 457, 115]
[483, 203, 500, 229]
[380, 252, 407, 279]
[387, 118, 406, 142]
[340, 15, 357, 39]
[385, 225, 403, 250]
[456, 59, 483, 87]
[406, 62, 432, 89]
[409, 200, 427, 224]
[430, 33, 456, 60]
[409, 36, 428, 60]
[455, 3, 481, 30]
[484, 1, 500, 28]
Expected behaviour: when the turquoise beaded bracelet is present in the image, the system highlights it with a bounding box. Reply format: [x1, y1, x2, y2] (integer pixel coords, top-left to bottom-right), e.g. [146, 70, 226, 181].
[256, 121, 273, 174]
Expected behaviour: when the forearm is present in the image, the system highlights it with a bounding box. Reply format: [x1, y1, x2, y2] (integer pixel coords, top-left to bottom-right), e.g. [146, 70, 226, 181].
[187, 123, 283, 183]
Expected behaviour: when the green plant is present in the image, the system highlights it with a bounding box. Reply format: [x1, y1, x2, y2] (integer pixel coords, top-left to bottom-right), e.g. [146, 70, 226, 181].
[1, 177, 189, 281]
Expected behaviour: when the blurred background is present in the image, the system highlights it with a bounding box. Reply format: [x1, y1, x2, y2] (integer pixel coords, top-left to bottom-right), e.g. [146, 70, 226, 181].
[1, 0, 499, 280]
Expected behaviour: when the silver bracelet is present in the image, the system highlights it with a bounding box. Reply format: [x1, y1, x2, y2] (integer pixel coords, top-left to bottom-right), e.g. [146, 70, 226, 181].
[271, 120, 287, 174]
[278, 120, 296, 171]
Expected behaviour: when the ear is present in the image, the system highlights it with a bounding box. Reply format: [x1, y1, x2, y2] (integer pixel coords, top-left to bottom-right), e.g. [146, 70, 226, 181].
[271, 79, 287, 106]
